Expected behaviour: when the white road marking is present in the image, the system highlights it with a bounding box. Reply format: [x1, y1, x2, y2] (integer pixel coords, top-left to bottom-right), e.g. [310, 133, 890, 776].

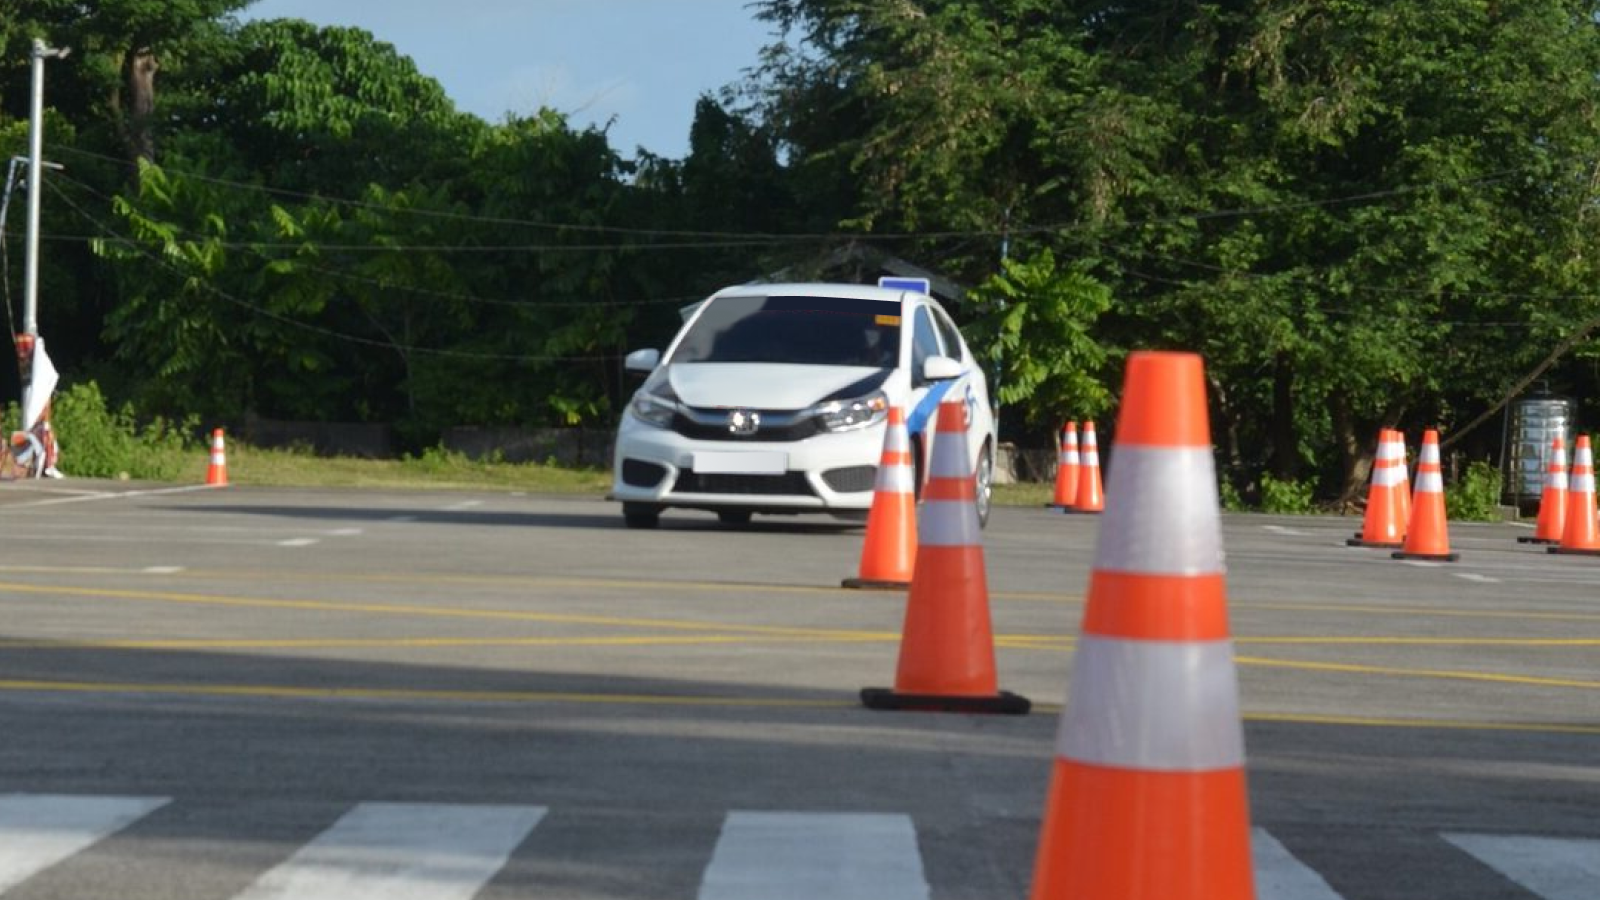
[1263, 525, 1312, 537]
[443, 500, 483, 512]
[0, 794, 170, 892]
[233, 802, 545, 900]
[699, 811, 929, 900]
[141, 566, 185, 574]
[277, 538, 319, 547]
[1253, 828, 1344, 899]
[325, 528, 364, 537]
[8, 484, 217, 508]
[1452, 572, 1501, 584]
[1443, 833, 1600, 900]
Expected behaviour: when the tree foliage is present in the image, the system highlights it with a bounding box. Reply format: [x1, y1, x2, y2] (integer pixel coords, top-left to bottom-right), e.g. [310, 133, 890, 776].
[5, 0, 1600, 502]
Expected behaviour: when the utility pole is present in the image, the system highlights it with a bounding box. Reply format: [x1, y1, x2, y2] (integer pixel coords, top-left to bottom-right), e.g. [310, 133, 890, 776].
[24, 38, 70, 338]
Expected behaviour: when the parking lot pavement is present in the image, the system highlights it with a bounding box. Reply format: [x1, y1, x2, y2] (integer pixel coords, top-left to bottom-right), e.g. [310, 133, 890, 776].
[0, 486, 1591, 898]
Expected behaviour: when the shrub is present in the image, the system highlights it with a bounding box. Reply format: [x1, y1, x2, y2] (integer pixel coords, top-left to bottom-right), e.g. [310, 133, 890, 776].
[1258, 474, 1316, 514]
[42, 382, 198, 480]
[1447, 460, 1504, 522]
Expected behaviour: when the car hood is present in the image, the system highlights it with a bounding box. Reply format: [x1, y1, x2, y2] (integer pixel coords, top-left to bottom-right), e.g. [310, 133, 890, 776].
[666, 363, 889, 410]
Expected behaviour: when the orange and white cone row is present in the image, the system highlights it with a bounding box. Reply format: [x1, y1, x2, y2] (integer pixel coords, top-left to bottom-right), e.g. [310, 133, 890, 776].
[1029, 351, 1253, 900]
[844, 406, 918, 589]
[205, 428, 229, 487]
[861, 390, 1029, 714]
[1550, 434, 1600, 556]
[1348, 428, 1406, 548]
[1520, 435, 1566, 545]
[1048, 421, 1079, 510]
[1392, 429, 1457, 562]
[1068, 421, 1104, 514]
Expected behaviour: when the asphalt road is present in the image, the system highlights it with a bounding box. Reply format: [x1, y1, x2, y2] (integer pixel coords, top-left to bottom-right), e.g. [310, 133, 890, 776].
[0, 478, 1593, 899]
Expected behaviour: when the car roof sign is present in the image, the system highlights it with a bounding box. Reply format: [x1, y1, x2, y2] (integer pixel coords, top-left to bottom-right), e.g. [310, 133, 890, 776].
[877, 276, 931, 294]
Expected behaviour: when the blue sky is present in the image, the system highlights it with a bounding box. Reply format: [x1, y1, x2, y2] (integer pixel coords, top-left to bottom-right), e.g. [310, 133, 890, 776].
[237, 0, 777, 159]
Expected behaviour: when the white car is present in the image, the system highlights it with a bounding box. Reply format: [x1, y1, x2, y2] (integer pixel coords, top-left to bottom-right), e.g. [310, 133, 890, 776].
[610, 282, 996, 528]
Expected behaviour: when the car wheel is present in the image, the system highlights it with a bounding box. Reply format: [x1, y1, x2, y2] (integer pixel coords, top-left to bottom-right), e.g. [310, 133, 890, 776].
[975, 442, 994, 529]
[622, 503, 661, 529]
[717, 510, 753, 526]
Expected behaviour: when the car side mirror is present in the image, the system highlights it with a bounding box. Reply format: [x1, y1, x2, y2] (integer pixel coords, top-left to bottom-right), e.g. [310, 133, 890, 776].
[922, 355, 963, 382]
[624, 348, 661, 375]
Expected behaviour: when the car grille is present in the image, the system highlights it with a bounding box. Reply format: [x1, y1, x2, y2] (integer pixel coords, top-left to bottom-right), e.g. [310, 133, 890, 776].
[671, 409, 822, 443]
[672, 471, 817, 496]
[821, 465, 877, 494]
[621, 458, 668, 488]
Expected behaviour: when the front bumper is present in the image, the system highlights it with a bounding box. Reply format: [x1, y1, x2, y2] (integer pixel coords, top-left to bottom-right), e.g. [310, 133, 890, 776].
[610, 413, 884, 515]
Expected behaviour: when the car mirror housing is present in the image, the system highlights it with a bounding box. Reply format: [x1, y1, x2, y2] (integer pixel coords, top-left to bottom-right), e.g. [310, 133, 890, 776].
[923, 355, 963, 382]
[624, 348, 661, 374]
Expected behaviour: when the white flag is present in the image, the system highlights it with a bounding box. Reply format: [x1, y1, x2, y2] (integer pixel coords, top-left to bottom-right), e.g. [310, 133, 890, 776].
[23, 336, 58, 431]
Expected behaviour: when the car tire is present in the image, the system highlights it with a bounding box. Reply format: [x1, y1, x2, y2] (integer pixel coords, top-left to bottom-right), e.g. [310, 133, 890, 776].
[717, 510, 753, 526]
[622, 503, 661, 529]
[975, 442, 994, 529]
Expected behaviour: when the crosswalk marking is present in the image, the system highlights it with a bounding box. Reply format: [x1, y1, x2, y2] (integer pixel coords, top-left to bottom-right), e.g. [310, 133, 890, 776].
[699, 811, 929, 900]
[1444, 833, 1600, 900]
[0, 793, 1595, 900]
[0, 793, 169, 893]
[1252, 828, 1343, 900]
[232, 802, 545, 900]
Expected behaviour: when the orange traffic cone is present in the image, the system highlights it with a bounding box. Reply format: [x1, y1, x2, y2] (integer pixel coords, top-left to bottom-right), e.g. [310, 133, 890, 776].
[1348, 428, 1406, 548]
[1392, 429, 1457, 561]
[1519, 435, 1566, 545]
[1549, 434, 1600, 556]
[861, 391, 1029, 714]
[205, 428, 229, 487]
[1068, 421, 1104, 514]
[1046, 421, 1079, 510]
[844, 406, 917, 589]
[1030, 351, 1253, 900]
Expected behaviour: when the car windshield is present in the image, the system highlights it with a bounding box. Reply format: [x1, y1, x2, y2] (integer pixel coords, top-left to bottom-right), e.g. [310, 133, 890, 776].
[670, 295, 902, 367]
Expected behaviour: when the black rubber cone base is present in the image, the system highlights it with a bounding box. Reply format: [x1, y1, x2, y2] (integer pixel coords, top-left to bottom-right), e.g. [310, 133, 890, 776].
[860, 687, 1031, 715]
[1391, 550, 1460, 562]
[1517, 536, 1559, 545]
[1548, 545, 1600, 556]
[1347, 537, 1403, 549]
[841, 577, 909, 590]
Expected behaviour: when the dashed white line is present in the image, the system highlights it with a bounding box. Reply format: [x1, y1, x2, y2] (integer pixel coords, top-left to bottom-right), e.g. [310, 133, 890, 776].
[1452, 572, 1501, 584]
[277, 538, 319, 547]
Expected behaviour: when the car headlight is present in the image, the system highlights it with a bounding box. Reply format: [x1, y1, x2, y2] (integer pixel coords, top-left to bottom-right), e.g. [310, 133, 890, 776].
[812, 389, 889, 433]
[630, 378, 681, 429]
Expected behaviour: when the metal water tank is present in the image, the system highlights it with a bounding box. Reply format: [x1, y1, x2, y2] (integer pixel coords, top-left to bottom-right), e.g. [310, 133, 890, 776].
[1501, 394, 1574, 512]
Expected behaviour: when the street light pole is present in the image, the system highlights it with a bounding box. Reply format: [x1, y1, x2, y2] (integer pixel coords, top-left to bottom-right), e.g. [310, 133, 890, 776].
[24, 38, 69, 338]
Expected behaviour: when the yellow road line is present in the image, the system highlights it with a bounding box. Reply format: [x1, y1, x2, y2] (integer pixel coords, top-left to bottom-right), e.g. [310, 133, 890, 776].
[1237, 655, 1600, 690]
[1236, 637, 1600, 647]
[0, 634, 895, 651]
[0, 581, 887, 641]
[0, 678, 1594, 735]
[1242, 712, 1600, 736]
[0, 679, 851, 708]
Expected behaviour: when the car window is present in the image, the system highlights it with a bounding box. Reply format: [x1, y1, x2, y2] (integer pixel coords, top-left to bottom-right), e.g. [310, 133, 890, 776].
[930, 304, 966, 363]
[911, 307, 942, 385]
[671, 295, 901, 366]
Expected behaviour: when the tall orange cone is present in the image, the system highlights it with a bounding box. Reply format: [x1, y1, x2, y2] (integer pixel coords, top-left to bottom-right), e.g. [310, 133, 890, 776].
[1347, 428, 1405, 548]
[1030, 351, 1253, 900]
[205, 428, 229, 487]
[843, 407, 917, 589]
[1549, 434, 1600, 556]
[1068, 421, 1104, 513]
[861, 390, 1029, 714]
[1519, 435, 1566, 545]
[1392, 429, 1457, 561]
[1046, 421, 1079, 510]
